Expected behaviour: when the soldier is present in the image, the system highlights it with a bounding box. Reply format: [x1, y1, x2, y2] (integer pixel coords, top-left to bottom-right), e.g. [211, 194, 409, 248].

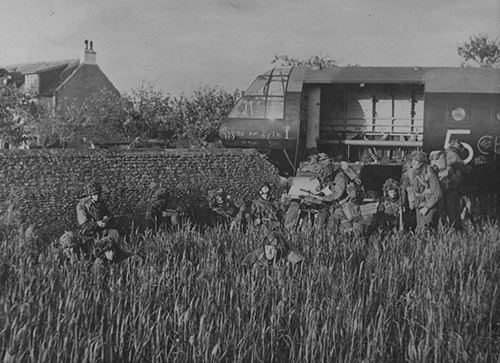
[208, 188, 249, 230]
[242, 229, 305, 269]
[146, 188, 182, 231]
[406, 151, 443, 232]
[326, 162, 365, 236]
[77, 182, 120, 246]
[92, 235, 135, 267]
[430, 139, 468, 228]
[374, 178, 402, 231]
[52, 231, 86, 264]
[251, 183, 280, 232]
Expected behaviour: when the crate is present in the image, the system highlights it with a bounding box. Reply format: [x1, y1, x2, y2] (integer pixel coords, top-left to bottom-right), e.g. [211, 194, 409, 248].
[360, 200, 379, 224]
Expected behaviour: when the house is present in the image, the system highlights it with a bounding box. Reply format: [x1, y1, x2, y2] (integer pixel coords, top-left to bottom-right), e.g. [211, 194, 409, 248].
[0, 40, 120, 149]
[4, 40, 119, 112]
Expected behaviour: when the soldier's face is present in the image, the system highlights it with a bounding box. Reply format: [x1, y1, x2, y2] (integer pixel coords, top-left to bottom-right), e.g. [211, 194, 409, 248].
[90, 193, 100, 202]
[104, 250, 115, 261]
[260, 186, 270, 200]
[264, 245, 277, 260]
[387, 190, 398, 200]
[412, 159, 423, 170]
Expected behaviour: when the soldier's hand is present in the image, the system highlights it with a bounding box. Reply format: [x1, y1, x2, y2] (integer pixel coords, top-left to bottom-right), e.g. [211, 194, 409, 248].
[419, 207, 429, 216]
[97, 220, 107, 228]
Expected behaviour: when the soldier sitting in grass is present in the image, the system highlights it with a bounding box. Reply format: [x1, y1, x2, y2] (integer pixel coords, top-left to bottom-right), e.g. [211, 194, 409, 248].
[146, 188, 184, 231]
[52, 231, 87, 264]
[242, 229, 305, 269]
[77, 181, 120, 246]
[250, 183, 281, 232]
[208, 188, 250, 230]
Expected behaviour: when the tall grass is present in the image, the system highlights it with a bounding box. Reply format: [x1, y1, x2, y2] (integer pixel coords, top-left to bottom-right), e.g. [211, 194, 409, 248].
[1, 215, 499, 362]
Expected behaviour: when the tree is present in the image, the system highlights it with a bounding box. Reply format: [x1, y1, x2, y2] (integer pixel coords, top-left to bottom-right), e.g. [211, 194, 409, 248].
[50, 89, 130, 145]
[0, 71, 48, 147]
[170, 86, 240, 148]
[457, 33, 500, 68]
[272, 54, 337, 68]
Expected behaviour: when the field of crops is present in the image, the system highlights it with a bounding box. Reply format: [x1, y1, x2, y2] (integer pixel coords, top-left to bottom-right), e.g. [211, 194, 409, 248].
[1, 214, 500, 362]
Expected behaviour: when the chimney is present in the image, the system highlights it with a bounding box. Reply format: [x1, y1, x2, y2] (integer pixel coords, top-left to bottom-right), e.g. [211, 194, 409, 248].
[83, 39, 97, 65]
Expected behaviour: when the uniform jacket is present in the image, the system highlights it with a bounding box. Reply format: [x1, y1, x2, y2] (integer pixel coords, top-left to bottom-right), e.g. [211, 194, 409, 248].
[407, 165, 442, 210]
[146, 198, 179, 224]
[322, 171, 347, 203]
[77, 197, 112, 234]
[434, 149, 466, 190]
[209, 198, 241, 220]
[375, 198, 401, 228]
[251, 197, 278, 222]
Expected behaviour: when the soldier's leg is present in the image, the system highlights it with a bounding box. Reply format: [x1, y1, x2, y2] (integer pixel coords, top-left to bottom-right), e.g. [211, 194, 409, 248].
[328, 207, 345, 236]
[284, 201, 301, 231]
[416, 207, 438, 232]
[314, 208, 328, 233]
[103, 228, 120, 244]
[170, 213, 180, 228]
[443, 189, 461, 228]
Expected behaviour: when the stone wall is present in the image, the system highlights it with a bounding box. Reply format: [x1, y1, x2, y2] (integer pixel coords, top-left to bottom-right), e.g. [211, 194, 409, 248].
[0, 148, 279, 236]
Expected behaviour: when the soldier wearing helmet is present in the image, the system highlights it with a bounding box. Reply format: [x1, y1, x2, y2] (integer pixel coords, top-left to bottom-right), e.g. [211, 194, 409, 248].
[208, 188, 249, 230]
[242, 229, 305, 269]
[146, 188, 182, 231]
[53, 231, 86, 264]
[430, 139, 469, 229]
[77, 181, 120, 246]
[405, 151, 443, 231]
[251, 183, 280, 232]
[374, 178, 402, 231]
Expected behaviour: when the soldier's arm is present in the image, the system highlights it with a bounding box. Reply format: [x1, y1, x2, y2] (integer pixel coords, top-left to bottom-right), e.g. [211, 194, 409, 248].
[330, 174, 346, 201]
[424, 167, 443, 209]
[101, 202, 112, 220]
[250, 201, 258, 216]
[77, 203, 98, 231]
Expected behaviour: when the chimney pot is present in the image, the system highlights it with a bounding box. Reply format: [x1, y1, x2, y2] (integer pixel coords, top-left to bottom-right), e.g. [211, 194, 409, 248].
[83, 40, 96, 65]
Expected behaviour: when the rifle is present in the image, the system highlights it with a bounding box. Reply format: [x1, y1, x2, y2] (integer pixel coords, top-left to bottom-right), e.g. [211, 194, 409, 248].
[399, 187, 404, 232]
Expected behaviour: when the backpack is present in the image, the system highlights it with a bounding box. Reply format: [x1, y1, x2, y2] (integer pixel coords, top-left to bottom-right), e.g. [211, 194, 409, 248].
[341, 164, 364, 203]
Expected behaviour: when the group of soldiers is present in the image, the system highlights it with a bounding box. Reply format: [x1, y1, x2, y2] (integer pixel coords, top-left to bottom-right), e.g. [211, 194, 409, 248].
[53, 139, 471, 268]
[381, 139, 470, 232]
[207, 139, 471, 240]
[53, 182, 135, 267]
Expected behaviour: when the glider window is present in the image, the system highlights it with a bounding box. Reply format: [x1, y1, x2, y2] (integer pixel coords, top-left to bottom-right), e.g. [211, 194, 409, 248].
[229, 97, 266, 119]
[228, 67, 291, 119]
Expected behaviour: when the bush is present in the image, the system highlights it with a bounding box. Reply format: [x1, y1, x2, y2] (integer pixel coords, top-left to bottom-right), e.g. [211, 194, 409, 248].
[43, 85, 238, 148]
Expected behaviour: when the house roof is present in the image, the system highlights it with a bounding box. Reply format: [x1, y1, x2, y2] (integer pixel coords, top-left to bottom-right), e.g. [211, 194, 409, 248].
[2, 59, 81, 96]
[4, 59, 79, 75]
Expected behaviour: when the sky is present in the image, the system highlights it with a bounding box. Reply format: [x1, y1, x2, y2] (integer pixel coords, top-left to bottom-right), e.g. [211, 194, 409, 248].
[1, 0, 499, 95]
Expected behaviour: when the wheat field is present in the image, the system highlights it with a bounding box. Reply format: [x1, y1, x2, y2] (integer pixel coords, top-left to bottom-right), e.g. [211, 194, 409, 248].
[0, 215, 499, 362]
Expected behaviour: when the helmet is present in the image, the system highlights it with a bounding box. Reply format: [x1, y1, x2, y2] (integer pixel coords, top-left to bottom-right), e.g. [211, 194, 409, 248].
[58, 231, 80, 248]
[383, 178, 400, 192]
[94, 236, 118, 255]
[86, 181, 102, 196]
[410, 151, 428, 163]
[153, 188, 169, 199]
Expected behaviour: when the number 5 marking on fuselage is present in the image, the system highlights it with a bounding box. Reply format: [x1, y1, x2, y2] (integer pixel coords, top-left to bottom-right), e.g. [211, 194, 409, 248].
[444, 129, 473, 164]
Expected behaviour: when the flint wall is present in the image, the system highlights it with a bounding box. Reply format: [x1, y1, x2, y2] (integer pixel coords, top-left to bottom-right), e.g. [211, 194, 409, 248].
[0, 148, 279, 236]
